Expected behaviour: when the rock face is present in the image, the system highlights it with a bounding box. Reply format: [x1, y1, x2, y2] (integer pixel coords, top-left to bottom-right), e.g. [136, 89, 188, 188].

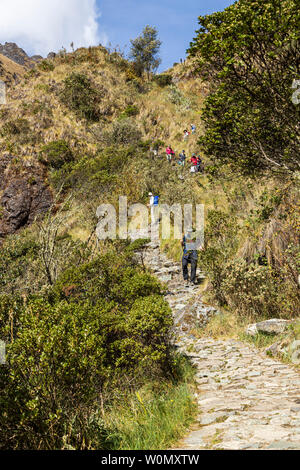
[0, 42, 43, 68]
[0, 156, 52, 238]
[0, 42, 30, 66]
[0, 53, 25, 85]
[246, 319, 292, 337]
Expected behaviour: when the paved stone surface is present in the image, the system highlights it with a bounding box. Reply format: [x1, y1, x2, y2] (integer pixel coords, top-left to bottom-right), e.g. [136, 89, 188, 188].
[138, 240, 300, 451]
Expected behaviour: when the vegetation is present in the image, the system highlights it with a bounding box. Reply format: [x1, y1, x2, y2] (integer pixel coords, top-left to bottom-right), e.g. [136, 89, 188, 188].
[189, 0, 300, 173]
[0, 241, 196, 449]
[40, 140, 74, 169]
[130, 26, 162, 78]
[59, 72, 104, 121]
[0, 6, 299, 449]
[154, 74, 173, 87]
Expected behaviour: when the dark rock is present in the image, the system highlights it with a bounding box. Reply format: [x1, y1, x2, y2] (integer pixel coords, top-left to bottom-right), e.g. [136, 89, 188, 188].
[0, 42, 30, 66]
[0, 156, 52, 238]
[31, 55, 43, 62]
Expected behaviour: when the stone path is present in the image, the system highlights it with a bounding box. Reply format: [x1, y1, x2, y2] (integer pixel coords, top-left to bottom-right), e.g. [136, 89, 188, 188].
[138, 240, 300, 450]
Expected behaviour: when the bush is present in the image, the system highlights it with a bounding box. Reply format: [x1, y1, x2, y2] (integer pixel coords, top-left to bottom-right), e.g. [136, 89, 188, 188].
[51, 146, 134, 192]
[40, 140, 74, 169]
[0, 249, 174, 449]
[38, 60, 55, 72]
[100, 119, 142, 146]
[167, 85, 191, 110]
[154, 74, 172, 87]
[118, 105, 139, 120]
[59, 72, 104, 121]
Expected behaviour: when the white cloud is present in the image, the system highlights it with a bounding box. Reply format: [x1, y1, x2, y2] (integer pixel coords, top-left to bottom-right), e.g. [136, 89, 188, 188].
[0, 0, 107, 57]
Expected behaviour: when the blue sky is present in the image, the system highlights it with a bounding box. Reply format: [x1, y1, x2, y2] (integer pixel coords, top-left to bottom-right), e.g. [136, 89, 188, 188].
[0, 0, 235, 70]
[97, 0, 235, 71]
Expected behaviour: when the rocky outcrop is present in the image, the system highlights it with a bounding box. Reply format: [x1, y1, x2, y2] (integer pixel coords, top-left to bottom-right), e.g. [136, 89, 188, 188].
[246, 319, 292, 337]
[0, 42, 30, 66]
[0, 43, 43, 68]
[0, 53, 25, 85]
[0, 155, 52, 238]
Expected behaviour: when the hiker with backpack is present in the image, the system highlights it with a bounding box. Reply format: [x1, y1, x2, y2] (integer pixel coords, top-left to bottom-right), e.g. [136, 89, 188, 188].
[166, 146, 175, 162]
[196, 155, 203, 173]
[178, 150, 186, 166]
[190, 154, 198, 173]
[181, 229, 199, 286]
[148, 192, 160, 240]
[191, 124, 196, 134]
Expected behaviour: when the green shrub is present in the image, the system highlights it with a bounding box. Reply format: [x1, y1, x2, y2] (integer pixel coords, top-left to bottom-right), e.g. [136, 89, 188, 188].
[154, 74, 172, 87]
[59, 72, 103, 121]
[0, 248, 175, 449]
[167, 85, 191, 110]
[40, 140, 74, 169]
[0, 234, 39, 294]
[51, 146, 134, 192]
[118, 105, 139, 120]
[100, 119, 142, 146]
[199, 210, 239, 305]
[38, 60, 55, 72]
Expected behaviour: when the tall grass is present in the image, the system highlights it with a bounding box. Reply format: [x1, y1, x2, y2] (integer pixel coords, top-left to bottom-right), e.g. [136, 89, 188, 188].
[105, 382, 196, 450]
[103, 358, 197, 450]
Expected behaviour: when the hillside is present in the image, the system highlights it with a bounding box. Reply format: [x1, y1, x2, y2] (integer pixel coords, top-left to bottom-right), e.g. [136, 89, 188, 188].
[0, 52, 25, 84]
[0, 2, 299, 450]
[0, 42, 299, 328]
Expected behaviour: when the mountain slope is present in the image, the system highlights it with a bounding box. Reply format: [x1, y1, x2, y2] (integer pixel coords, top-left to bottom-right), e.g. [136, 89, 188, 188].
[0, 52, 25, 84]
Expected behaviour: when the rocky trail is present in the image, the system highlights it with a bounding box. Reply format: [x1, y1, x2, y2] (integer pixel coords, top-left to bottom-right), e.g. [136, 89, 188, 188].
[138, 240, 300, 450]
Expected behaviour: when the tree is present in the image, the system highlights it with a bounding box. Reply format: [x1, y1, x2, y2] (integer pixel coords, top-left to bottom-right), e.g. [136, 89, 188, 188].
[188, 0, 300, 174]
[129, 26, 162, 79]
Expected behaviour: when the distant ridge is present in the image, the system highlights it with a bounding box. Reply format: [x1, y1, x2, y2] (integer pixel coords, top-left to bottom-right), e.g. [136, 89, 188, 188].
[0, 52, 25, 85]
[0, 42, 43, 68]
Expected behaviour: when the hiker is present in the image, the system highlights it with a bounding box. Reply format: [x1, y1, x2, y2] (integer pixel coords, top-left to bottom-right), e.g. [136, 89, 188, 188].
[166, 146, 175, 162]
[178, 150, 186, 166]
[190, 154, 198, 173]
[181, 229, 199, 286]
[191, 124, 196, 134]
[196, 155, 202, 173]
[149, 192, 160, 240]
[183, 130, 190, 141]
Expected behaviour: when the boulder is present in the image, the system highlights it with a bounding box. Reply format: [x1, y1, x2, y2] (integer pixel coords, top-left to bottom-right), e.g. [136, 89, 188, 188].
[0, 156, 52, 238]
[246, 319, 292, 336]
[290, 340, 300, 365]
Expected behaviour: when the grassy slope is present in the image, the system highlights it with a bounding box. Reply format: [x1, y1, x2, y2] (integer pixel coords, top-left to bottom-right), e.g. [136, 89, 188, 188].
[0, 46, 299, 407]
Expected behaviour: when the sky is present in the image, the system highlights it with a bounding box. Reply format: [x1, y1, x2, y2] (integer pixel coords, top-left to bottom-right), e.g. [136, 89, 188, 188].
[0, 0, 235, 71]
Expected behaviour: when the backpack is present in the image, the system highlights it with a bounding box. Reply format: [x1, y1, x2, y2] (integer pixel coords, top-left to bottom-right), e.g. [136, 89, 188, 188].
[154, 196, 159, 206]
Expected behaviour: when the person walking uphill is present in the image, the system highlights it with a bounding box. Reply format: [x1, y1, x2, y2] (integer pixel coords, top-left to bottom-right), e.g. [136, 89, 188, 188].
[181, 229, 199, 286]
[148, 192, 160, 240]
[166, 146, 175, 163]
[179, 150, 186, 166]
